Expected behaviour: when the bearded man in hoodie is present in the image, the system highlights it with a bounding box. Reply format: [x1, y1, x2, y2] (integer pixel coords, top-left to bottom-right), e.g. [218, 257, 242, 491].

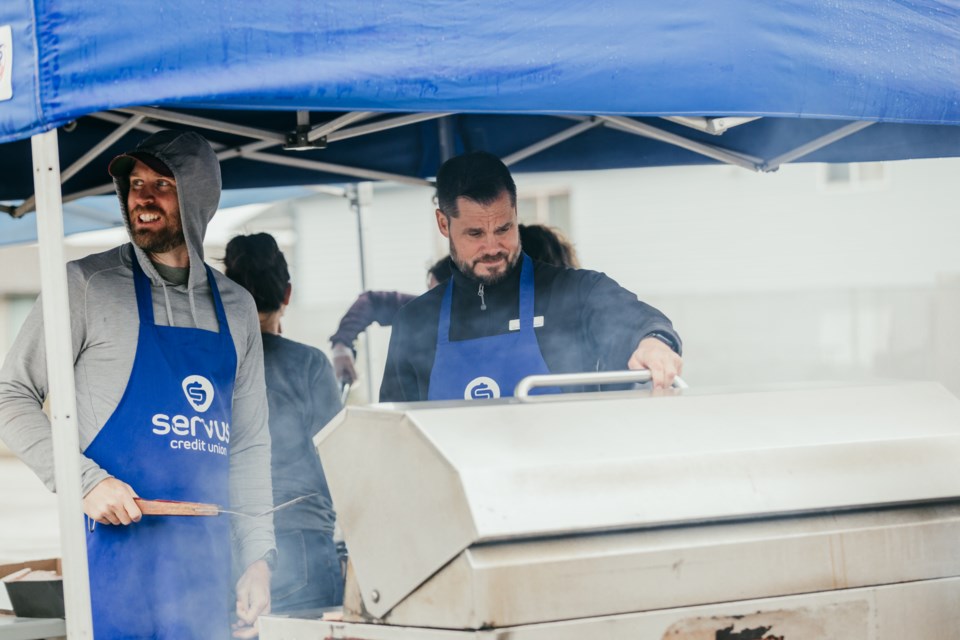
[0, 130, 275, 640]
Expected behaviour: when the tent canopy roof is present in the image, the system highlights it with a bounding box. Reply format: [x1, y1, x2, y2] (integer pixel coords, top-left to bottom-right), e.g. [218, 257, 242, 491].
[2, 1, 959, 219]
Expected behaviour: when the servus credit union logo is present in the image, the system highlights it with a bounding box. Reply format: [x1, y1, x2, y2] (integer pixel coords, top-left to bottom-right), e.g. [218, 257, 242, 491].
[150, 375, 229, 456]
[182, 375, 214, 412]
[465, 376, 500, 400]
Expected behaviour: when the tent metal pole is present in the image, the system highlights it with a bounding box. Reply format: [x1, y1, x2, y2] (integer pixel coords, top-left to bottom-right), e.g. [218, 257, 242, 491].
[91, 111, 174, 135]
[503, 119, 602, 166]
[31, 129, 94, 639]
[327, 112, 452, 143]
[61, 115, 146, 183]
[347, 183, 376, 402]
[118, 107, 287, 144]
[14, 115, 148, 218]
[662, 116, 760, 135]
[762, 121, 876, 172]
[600, 116, 763, 171]
[241, 150, 434, 187]
[216, 139, 279, 162]
[308, 111, 376, 143]
[438, 117, 457, 162]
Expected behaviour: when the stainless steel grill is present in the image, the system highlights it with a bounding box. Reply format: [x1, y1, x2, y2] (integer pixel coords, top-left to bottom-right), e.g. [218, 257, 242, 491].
[261, 380, 960, 639]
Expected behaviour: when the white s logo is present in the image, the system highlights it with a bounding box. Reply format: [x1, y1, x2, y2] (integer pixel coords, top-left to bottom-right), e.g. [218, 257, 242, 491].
[182, 375, 214, 413]
[464, 377, 500, 400]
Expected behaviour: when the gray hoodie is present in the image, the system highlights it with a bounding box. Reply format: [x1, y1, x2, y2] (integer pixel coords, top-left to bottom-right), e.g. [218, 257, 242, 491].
[0, 131, 275, 570]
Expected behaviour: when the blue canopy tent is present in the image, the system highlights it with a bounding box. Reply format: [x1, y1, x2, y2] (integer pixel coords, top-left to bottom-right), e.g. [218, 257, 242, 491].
[2, 1, 960, 223]
[1, 1, 959, 636]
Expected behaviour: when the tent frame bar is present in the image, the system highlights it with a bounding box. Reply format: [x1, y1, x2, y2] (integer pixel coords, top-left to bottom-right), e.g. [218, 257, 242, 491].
[60, 114, 146, 184]
[13, 114, 146, 218]
[308, 111, 376, 143]
[326, 112, 452, 143]
[6, 110, 887, 219]
[503, 118, 602, 167]
[663, 116, 761, 135]
[762, 121, 876, 172]
[243, 150, 434, 187]
[600, 115, 764, 171]
[118, 107, 287, 144]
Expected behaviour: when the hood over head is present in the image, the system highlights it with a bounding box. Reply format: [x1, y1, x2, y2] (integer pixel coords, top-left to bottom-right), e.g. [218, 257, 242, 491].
[110, 130, 221, 290]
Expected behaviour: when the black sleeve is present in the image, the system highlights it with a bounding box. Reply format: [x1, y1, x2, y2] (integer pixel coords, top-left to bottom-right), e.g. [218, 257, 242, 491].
[579, 271, 682, 370]
[329, 291, 416, 348]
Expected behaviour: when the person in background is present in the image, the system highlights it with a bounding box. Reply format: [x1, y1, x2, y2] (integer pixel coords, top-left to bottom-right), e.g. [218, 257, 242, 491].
[329, 256, 452, 386]
[224, 232, 345, 613]
[330, 224, 579, 386]
[380, 151, 683, 402]
[516, 223, 580, 269]
[0, 130, 274, 639]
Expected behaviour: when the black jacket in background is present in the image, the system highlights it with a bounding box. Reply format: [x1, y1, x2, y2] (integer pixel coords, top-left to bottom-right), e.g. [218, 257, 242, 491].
[379, 255, 681, 402]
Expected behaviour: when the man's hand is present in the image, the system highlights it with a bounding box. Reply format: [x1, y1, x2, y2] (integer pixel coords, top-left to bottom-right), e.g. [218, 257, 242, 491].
[233, 559, 271, 639]
[332, 343, 358, 386]
[83, 477, 141, 525]
[627, 337, 683, 390]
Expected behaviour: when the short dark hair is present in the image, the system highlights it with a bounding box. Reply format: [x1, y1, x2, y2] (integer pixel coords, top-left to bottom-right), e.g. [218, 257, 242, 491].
[223, 233, 290, 312]
[435, 151, 517, 217]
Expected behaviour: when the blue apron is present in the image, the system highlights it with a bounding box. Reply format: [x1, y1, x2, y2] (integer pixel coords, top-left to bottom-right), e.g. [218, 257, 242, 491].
[428, 254, 558, 400]
[84, 248, 236, 640]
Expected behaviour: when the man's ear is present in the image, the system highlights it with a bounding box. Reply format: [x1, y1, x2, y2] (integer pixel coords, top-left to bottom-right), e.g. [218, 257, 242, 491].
[435, 209, 450, 238]
[283, 283, 292, 306]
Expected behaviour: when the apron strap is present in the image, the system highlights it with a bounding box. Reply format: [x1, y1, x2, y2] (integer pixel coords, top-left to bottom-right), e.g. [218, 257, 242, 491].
[518, 253, 535, 332]
[204, 264, 231, 338]
[437, 253, 535, 345]
[130, 245, 156, 326]
[130, 245, 232, 340]
[437, 278, 454, 346]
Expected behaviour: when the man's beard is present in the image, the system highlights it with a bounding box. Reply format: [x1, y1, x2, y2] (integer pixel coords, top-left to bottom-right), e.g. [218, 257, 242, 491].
[449, 241, 522, 286]
[129, 205, 186, 254]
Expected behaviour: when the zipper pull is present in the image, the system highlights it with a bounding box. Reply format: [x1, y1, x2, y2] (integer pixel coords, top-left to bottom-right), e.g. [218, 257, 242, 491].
[478, 283, 487, 311]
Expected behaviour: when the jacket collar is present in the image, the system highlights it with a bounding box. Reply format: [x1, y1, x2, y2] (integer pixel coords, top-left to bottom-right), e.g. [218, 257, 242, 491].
[450, 253, 525, 293]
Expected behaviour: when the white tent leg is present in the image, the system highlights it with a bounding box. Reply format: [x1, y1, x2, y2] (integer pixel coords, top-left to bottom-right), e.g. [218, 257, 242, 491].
[31, 129, 94, 639]
[347, 183, 377, 403]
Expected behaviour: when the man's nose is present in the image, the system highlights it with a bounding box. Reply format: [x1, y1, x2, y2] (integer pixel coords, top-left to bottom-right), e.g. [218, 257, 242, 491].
[479, 234, 498, 253]
[131, 187, 155, 205]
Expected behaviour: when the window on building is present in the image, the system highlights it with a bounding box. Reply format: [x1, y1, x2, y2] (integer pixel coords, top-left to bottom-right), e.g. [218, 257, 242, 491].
[1, 294, 36, 363]
[821, 162, 888, 191]
[517, 190, 572, 235]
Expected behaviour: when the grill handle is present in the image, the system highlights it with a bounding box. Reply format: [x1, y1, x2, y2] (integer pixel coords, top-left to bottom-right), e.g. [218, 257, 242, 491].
[514, 369, 688, 398]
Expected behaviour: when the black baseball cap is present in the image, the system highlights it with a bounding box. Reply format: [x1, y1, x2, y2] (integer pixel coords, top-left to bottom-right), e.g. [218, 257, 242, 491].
[108, 151, 174, 179]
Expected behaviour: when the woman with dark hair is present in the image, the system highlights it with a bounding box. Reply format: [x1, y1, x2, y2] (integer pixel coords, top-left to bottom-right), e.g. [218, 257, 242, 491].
[517, 224, 580, 269]
[224, 232, 344, 612]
